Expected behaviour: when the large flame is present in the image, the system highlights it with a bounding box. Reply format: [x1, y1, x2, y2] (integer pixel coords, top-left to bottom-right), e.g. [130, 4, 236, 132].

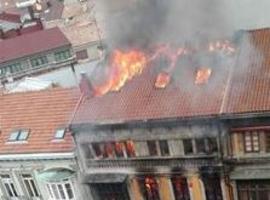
[94, 40, 235, 96]
[95, 50, 147, 96]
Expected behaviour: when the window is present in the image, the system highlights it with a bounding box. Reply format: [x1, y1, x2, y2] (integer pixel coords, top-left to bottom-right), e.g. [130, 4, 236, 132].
[30, 56, 48, 67]
[76, 49, 88, 60]
[207, 138, 218, 153]
[147, 141, 158, 156]
[265, 131, 270, 152]
[92, 183, 130, 200]
[8, 129, 29, 141]
[183, 139, 193, 155]
[115, 142, 125, 158]
[54, 128, 66, 139]
[92, 142, 102, 158]
[195, 138, 207, 154]
[125, 140, 136, 157]
[244, 131, 260, 153]
[159, 140, 170, 156]
[140, 177, 160, 200]
[237, 180, 270, 200]
[54, 49, 71, 61]
[21, 174, 39, 197]
[46, 181, 75, 200]
[171, 176, 190, 200]
[0, 63, 24, 76]
[0, 174, 18, 198]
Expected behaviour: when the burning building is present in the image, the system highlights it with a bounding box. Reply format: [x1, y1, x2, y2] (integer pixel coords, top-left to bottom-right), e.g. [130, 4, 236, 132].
[69, 0, 270, 199]
[69, 27, 270, 200]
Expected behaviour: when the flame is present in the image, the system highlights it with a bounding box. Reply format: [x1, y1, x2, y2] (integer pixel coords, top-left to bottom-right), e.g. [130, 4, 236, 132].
[208, 40, 235, 54]
[155, 72, 171, 89]
[195, 67, 212, 85]
[95, 50, 147, 96]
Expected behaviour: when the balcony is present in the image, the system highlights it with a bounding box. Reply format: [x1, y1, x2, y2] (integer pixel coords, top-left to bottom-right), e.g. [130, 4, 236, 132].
[87, 155, 221, 169]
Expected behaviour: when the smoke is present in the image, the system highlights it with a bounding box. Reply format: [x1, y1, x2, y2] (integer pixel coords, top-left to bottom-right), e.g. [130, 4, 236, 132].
[95, 0, 237, 50]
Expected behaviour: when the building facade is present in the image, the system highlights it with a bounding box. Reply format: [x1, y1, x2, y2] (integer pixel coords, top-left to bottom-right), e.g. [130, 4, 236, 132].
[0, 27, 76, 83]
[70, 28, 270, 200]
[0, 88, 88, 200]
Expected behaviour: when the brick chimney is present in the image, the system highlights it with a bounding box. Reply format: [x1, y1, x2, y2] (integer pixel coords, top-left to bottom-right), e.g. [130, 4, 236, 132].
[79, 72, 94, 97]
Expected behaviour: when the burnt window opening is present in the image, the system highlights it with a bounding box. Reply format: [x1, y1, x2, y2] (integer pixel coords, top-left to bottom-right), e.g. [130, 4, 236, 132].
[92, 143, 102, 158]
[243, 131, 260, 153]
[265, 131, 270, 152]
[159, 140, 170, 156]
[91, 183, 130, 200]
[147, 141, 158, 156]
[115, 142, 125, 158]
[195, 138, 207, 154]
[207, 138, 218, 153]
[125, 140, 136, 157]
[91, 140, 136, 159]
[139, 177, 160, 200]
[171, 176, 190, 200]
[183, 139, 193, 155]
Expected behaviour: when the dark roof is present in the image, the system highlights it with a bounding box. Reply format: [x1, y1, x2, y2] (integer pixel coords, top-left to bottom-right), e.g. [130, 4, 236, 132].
[72, 28, 270, 126]
[0, 12, 21, 23]
[0, 27, 70, 64]
[0, 88, 79, 154]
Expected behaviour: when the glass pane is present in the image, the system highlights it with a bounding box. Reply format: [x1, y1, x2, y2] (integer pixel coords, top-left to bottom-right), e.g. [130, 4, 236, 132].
[58, 184, 66, 199]
[55, 129, 65, 139]
[52, 184, 60, 199]
[65, 183, 74, 199]
[18, 130, 29, 140]
[9, 132, 19, 141]
[30, 179, 39, 197]
[4, 183, 13, 197]
[10, 183, 18, 197]
[24, 180, 34, 197]
[183, 139, 193, 155]
[159, 140, 170, 156]
[147, 141, 158, 156]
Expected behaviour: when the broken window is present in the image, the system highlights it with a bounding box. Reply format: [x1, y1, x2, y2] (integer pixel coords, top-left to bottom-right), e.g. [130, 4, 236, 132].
[115, 142, 125, 158]
[244, 131, 260, 153]
[159, 140, 170, 156]
[147, 141, 158, 156]
[265, 131, 270, 152]
[92, 143, 102, 158]
[140, 177, 160, 200]
[183, 139, 193, 155]
[125, 140, 136, 157]
[195, 139, 207, 154]
[207, 138, 218, 153]
[171, 176, 190, 200]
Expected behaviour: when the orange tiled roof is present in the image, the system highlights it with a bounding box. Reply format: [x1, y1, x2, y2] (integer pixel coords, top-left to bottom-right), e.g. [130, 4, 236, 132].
[0, 88, 79, 154]
[223, 28, 270, 114]
[72, 28, 270, 125]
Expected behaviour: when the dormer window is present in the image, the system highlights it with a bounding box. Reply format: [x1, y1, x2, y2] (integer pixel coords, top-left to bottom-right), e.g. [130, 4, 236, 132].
[54, 128, 66, 139]
[8, 129, 30, 142]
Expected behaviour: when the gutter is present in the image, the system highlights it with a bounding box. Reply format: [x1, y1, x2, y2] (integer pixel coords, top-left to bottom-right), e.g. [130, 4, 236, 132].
[0, 152, 75, 161]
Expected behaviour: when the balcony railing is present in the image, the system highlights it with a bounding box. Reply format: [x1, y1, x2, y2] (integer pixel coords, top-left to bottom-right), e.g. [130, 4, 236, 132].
[87, 155, 221, 169]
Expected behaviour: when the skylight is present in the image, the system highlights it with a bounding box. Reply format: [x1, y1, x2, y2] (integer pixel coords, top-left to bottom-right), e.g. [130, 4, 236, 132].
[8, 129, 30, 142]
[54, 128, 66, 139]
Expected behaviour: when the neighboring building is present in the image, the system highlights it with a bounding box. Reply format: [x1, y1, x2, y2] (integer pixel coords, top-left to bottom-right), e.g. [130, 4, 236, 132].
[0, 27, 76, 83]
[0, 87, 88, 200]
[45, 2, 102, 62]
[220, 29, 270, 200]
[70, 28, 270, 200]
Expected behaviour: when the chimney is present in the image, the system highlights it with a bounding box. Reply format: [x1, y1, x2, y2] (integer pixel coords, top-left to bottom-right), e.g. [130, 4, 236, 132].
[79, 72, 94, 97]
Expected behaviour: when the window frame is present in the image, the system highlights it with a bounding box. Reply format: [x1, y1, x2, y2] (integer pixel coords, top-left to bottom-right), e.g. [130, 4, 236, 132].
[54, 128, 66, 139]
[30, 55, 49, 68]
[8, 129, 30, 142]
[54, 49, 72, 62]
[0, 174, 19, 199]
[21, 174, 40, 198]
[147, 140, 158, 156]
[183, 139, 194, 155]
[46, 180, 75, 200]
[159, 140, 170, 156]
[243, 131, 260, 153]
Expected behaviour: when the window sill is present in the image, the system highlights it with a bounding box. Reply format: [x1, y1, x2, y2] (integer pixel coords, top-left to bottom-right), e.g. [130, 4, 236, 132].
[5, 140, 28, 144]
